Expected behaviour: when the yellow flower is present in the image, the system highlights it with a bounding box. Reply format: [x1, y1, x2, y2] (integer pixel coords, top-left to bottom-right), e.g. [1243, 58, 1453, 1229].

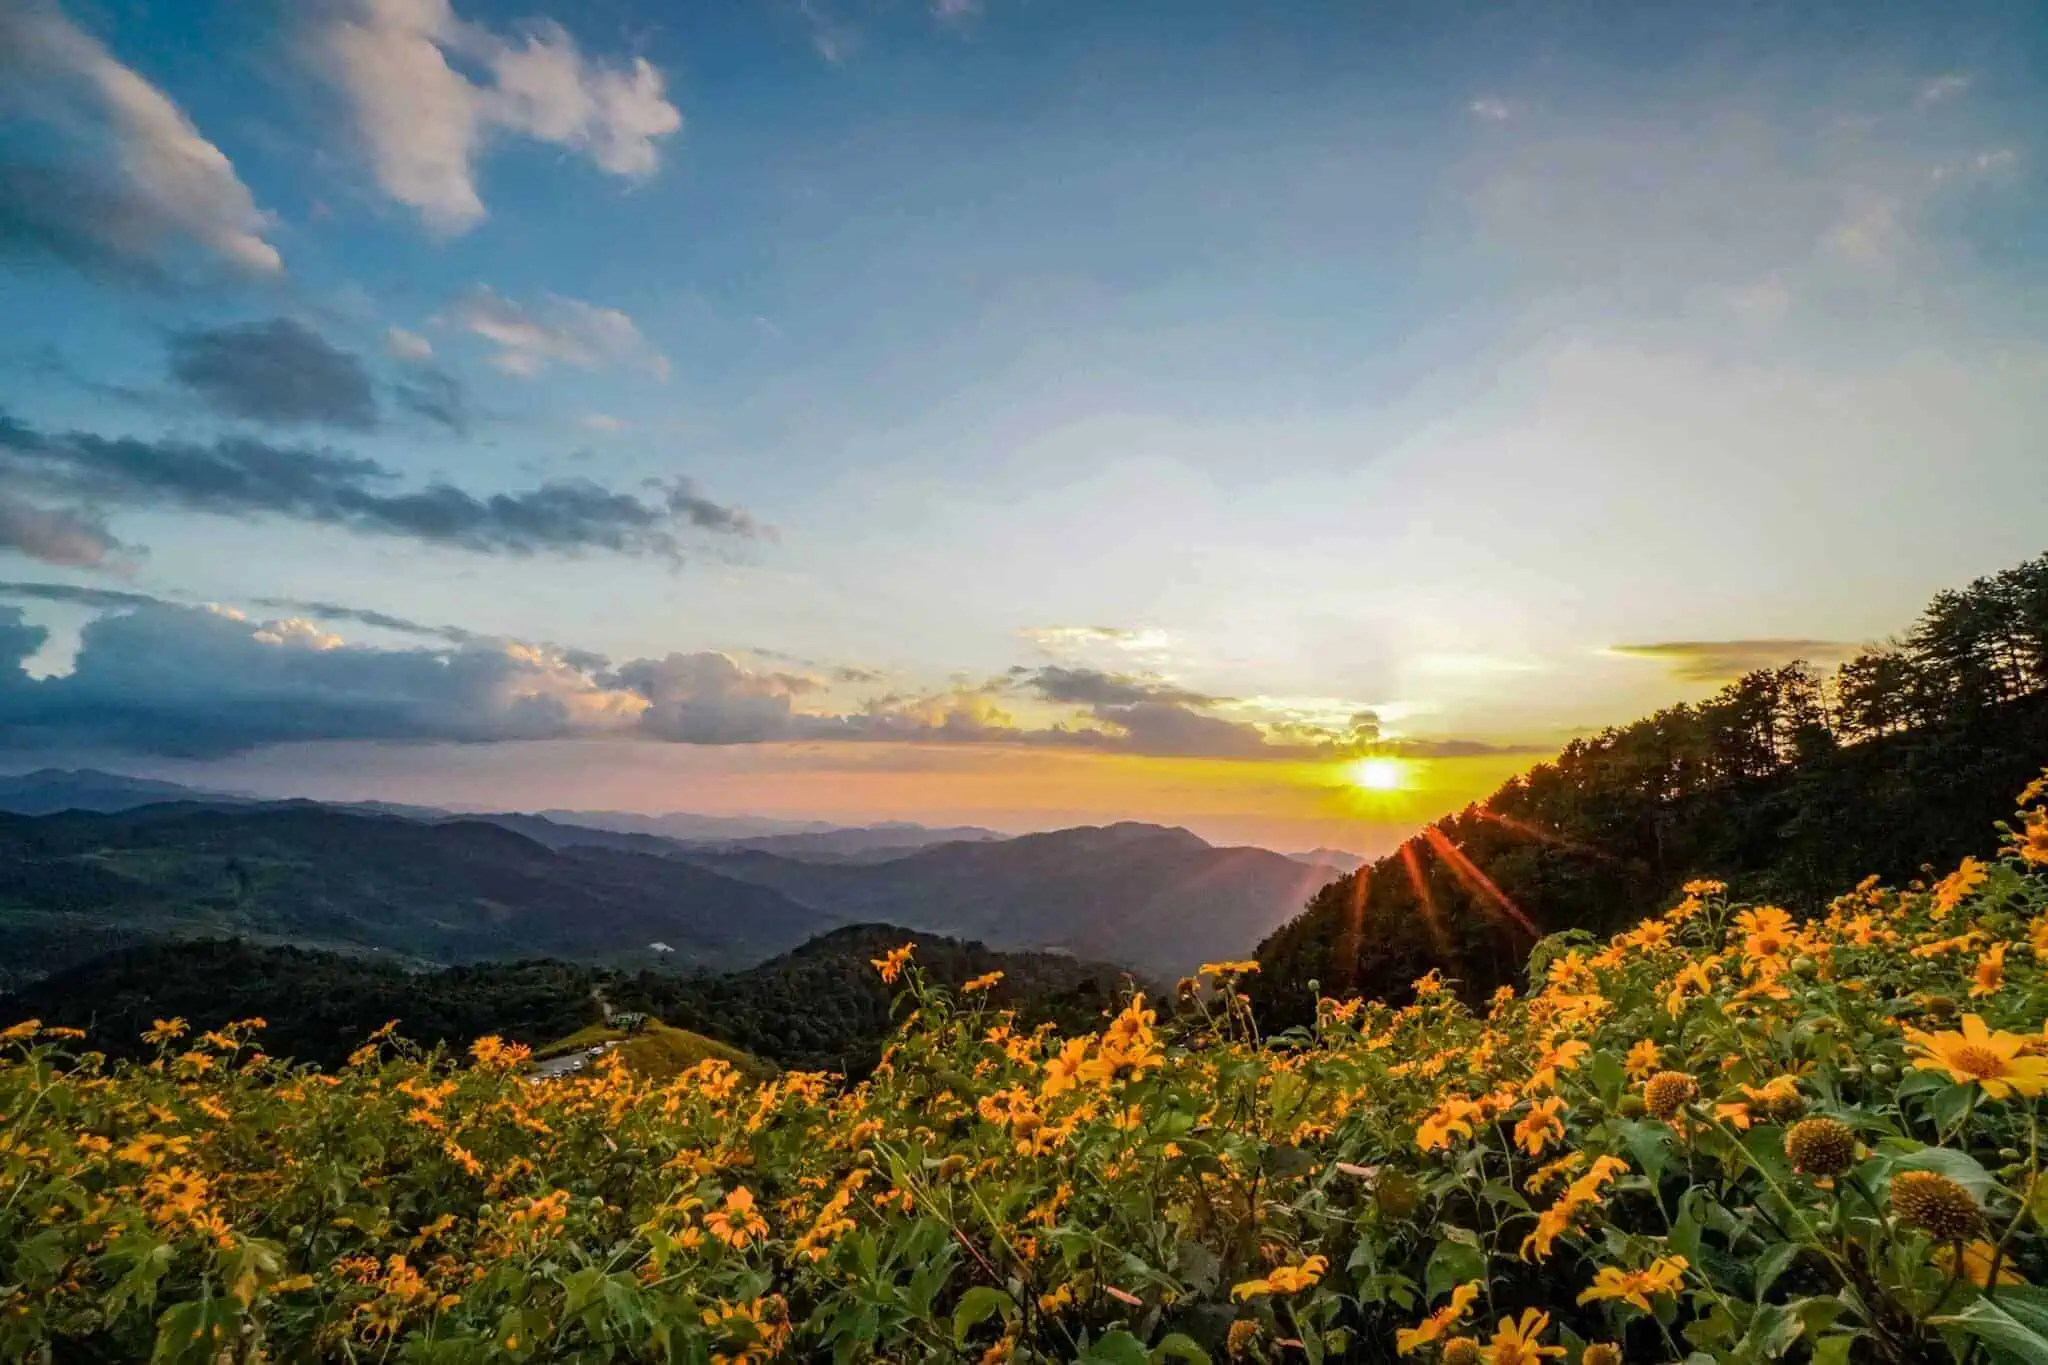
[1933, 1239, 2026, 1287]
[1577, 1256, 1688, 1311]
[1970, 943, 2007, 998]
[1199, 960, 1261, 977]
[963, 971, 1004, 992]
[705, 1187, 770, 1248]
[1230, 1254, 1328, 1300]
[1931, 858, 1987, 919]
[1417, 1096, 1479, 1152]
[1397, 1279, 1481, 1354]
[2016, 810, 2048, 867]
[1623, 1039, 1661, 1081]
[1736, 906, 1795, 964]
[871, 943, 915, 984]
[1905, 1014, 2048, 1098]
[1513, 1097, 1566, 1157]
[1479, 1308, 1565, 1365]
[143, 1017, 189, 1044]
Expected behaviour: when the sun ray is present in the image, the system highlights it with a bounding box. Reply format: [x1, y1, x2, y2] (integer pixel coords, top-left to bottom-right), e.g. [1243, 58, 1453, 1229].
[1422, 825, 1541, 940]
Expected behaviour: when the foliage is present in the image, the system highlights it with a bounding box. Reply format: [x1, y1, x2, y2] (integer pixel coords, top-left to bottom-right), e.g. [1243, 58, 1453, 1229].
[7, 781, 2048, 1361]
[1257, 550, 2048, 1020]
[0, 803, 828, 987]
[2, 925, 1136, 1076]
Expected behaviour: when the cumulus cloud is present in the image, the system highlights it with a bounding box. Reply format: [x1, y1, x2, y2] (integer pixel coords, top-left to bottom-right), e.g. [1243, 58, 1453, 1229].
[1607, 638, 1858, 683]
[0, 0, 280, 280]
[167, 318, 380, 429]
[1917, 73, 1972, 106]
[392, 365, 468, 432]
[316, 0, 682, 234]
[0, 408, 760, 560]
[386, 327, 434, 362]
[0, 600, 642, 757]
[441, 285, 668, 379]
[0, 591, 1533, 761]
[0, 494, 131, 569]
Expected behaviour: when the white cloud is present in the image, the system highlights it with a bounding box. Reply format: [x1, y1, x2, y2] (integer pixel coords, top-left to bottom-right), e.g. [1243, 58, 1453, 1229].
[0, 0, 280, 275]
[385, 327, 434, 362]
[441, 285, 669, 379]
[579, 412, 630, 432]
[1469, 97, 1513, 122]
[1917, 73, 1972, 106]
[316, 0, 682, 234]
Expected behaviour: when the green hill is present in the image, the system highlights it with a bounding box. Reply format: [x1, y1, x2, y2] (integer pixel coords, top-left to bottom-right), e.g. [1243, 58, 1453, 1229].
[534, 1021, 775, 1081]
[0, 801, 830, 990]
[1255, 549, 2048, 1020]
[3, 926, 1138, 1076]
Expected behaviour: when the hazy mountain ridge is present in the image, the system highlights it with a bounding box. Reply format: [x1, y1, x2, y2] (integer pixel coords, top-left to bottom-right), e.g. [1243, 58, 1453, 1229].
[681, 821, 1337, 979]
[0, 796, 1334, 987]
[0, 801, 828, 990]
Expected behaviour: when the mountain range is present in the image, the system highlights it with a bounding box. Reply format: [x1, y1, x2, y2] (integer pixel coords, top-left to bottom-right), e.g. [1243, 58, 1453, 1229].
[0, 770, 1341, 986]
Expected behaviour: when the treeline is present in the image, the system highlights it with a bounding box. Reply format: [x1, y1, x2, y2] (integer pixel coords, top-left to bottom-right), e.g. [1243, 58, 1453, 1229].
[4, 926, 1137, 1076]
[1254, 551, 2048, 1021]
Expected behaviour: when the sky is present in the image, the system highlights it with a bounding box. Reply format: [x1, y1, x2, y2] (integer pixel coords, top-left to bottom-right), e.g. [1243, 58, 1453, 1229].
[1, 0, 2044, 853]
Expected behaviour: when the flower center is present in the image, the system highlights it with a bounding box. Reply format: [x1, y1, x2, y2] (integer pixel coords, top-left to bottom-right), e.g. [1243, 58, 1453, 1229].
[1952, 1045, 2006, 1078]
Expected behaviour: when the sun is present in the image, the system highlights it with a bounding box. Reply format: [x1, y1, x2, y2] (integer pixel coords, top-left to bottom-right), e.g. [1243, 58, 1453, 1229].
[1346, 756, 1408, 792]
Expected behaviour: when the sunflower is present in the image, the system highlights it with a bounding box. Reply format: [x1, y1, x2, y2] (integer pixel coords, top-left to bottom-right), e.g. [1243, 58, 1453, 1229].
[1396, 1280, 1481, 1355]
[1577, 1256, 1688, 1311]
[1904, 1014, 2048, 1098]
[1479, 1309, 1565, 1365]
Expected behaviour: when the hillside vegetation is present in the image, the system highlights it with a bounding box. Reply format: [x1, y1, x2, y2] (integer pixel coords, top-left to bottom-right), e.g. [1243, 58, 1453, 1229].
[1258, 551, 2048, 1021]
[6, 780, 2048, 1362]
[4, 925, 1138, 1075]
[0, 803, 830, 989]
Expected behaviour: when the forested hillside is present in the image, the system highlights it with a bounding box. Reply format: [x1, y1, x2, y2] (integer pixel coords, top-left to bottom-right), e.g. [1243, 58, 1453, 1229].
[0, 803, 829, 989]
[7, 926, 1137, 1075]
[683, 822, 1335, 979]
[1256, 551, 2048, 1019]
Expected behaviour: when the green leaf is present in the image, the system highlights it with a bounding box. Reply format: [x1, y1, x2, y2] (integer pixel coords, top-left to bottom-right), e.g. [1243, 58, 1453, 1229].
[1808, 1335, 1860, 1365]
[1081, 1330, 1151, 1365]
[1618, 1120, 1675, 1185]
[1670, 1186, 1706, 1262]
[1752, 1242, 1800, 1303]
[1149, 1334, 1211, 1365]
[951, 1286, 1016, 1346]
[1590, 1047, 1625, 1105]
[1988, 1284, 2048, 1340]
[1424, 1237, 1486, 1302]
[1739, 1301, 1804, 1359]
[1893, 1145, 1999, 1199]
[1894, 1067, 1947, 1098]
[1931, 1082, 1979, 1134]
[1933, 1297, 2048, 1361]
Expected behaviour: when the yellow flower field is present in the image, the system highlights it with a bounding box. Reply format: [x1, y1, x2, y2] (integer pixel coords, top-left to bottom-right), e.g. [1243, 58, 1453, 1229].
[8, 779, 2048, 1362]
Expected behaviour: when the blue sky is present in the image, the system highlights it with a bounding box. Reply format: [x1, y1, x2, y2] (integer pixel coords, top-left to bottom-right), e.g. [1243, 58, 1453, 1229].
[1, 0, 2044, 848]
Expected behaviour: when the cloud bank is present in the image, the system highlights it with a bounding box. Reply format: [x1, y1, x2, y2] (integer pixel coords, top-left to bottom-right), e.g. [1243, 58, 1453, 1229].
[0, 590, 1525, 762]
[1607, 638, 1859, 683]
[0, 409, 759, 563]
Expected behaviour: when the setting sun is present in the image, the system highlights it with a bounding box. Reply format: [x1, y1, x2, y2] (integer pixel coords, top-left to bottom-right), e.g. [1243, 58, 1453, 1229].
[1346, 757, 1408, 792]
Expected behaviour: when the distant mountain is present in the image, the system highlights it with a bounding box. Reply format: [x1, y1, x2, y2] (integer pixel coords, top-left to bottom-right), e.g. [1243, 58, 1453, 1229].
[1288, 848, 1367, 874]
[0, 802, 830, 990]
[3, 926, 1136, 1076]
[0, 768, 248, 815]
[681, 822, 1338, 979]
[539, 808, 1007, 859]
[536, 809, 847, 840]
